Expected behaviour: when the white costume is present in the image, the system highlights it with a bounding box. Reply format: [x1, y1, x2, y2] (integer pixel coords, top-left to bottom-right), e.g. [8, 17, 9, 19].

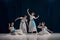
[20, 19, 27, 33]
[9, 27, 15, 32]
[29, 16, 37, 32]
[38, 26, 51, 35]
[9, 27, 16, 35]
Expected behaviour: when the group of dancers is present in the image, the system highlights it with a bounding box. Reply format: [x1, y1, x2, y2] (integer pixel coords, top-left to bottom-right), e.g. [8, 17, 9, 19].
[8, 9, 53, 35]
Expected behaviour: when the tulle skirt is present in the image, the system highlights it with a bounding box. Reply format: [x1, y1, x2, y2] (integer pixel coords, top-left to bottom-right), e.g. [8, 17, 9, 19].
[29, 19, 37, 32]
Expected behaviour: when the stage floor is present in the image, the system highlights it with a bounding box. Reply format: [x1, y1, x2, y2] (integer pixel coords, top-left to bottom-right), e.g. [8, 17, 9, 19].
[0, 33, 60, 40]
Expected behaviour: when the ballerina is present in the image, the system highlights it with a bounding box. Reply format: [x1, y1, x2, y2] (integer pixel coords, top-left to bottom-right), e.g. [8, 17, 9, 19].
[9, 22, 16, 35]
[38, 22, 53, 35]
[27, 9, 39, 33]
[15, 15, 28, 34]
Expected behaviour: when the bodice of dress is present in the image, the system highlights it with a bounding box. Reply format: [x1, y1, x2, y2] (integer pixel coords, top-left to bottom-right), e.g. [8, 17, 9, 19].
[20, 20, 26, 28]
[30, 16, 35, 20]
[9, 27, 14, 31]
[42, 27, 47, 32]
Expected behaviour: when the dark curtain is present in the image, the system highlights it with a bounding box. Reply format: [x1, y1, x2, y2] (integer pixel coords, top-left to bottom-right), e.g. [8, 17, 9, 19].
[0, 0, 60, 33]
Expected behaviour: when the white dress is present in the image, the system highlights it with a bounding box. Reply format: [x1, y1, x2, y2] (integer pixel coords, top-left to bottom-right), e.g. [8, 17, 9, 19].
[39, 26, 51, 35]
[9, 27, 15, 32]
[29, 16, 37, 32]
[20, 20, 27, 33]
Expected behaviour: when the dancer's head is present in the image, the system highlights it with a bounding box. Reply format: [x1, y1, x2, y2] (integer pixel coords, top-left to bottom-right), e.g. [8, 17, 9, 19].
[23, 15, 27, 21]
[11, 22, 14, 27]
[41, 22, 45, 26]
[23, 15, 27, 19]
[31, 12, 35, 16]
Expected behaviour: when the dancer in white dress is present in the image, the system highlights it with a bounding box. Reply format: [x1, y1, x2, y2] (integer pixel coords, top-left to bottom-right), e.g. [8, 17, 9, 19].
[9, 22, 24, 35]
[9, 22, 16, 35]
[38, 22, 53, 35]
[27, 9, 39, 33]
[15, 15, 27, 34]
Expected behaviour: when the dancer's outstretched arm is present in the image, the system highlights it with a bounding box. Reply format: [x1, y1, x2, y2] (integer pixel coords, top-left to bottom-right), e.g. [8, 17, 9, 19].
[15, 17, 23, 21]
[38, 26, 42, 28]
[47, 29, 53, 33]
[27, 9, 31, 16]
[34, 15, 39, 19]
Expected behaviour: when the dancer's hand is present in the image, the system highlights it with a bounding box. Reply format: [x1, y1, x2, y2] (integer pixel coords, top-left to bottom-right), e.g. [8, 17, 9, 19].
[50, 31, 53, 33]
[38, 15, 39, 18]
[35, 15, 39, 19]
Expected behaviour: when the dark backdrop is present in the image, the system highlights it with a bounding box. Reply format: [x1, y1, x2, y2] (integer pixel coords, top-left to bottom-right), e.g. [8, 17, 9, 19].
[0, 0, 60, 33]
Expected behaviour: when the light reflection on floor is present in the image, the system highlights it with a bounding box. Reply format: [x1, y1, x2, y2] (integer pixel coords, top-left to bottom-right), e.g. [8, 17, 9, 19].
[0, 33, 60, 40]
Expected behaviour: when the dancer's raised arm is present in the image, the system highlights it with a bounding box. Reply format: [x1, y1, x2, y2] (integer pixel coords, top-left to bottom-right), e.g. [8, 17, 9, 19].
[27, 9, 31, 16]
